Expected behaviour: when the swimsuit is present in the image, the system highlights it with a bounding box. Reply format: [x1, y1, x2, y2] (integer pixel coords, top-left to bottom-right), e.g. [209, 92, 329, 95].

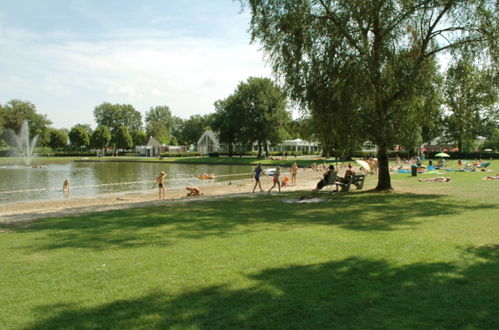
[254, 168, 263, 181]
[159, 183, 164, 188]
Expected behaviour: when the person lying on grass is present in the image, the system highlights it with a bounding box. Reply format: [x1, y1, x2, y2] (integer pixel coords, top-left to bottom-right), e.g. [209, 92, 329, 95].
[482, 174, 499, 180]
[418, 176, 451, 182]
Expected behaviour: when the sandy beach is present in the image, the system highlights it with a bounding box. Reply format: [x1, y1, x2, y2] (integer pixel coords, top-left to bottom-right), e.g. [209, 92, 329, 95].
[0, 167, 339, 224]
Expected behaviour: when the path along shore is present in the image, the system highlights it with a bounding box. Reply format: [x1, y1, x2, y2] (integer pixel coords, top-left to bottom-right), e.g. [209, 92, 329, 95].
[0, 168, 342, 224]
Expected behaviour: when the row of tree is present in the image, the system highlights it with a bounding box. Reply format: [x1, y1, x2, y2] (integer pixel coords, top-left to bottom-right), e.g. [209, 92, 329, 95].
[0, 100, 216, 152]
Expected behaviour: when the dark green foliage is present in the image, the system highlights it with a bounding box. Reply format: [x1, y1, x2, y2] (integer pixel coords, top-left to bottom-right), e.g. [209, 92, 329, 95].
[443, 55, 498, 152]
[90, 125, 111, 150]
[214, 77, 291, 157]
[180, 114, 215, 145]
[47, 128, 68, 150]
[243, 0, 497, 190]
[94, 102, 143, 133]
[113, 126, 133, 150]
[145, 105, 173, 144]
[0, 99, 52, 146]
[68, 124, 91, 150]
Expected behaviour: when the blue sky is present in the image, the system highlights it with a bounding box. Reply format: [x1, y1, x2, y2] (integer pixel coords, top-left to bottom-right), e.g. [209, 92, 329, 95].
[0, 0, 271, 128]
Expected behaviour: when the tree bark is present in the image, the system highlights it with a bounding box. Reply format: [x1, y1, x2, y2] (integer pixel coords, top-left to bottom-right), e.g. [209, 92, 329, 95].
[375, 143, 392, 191]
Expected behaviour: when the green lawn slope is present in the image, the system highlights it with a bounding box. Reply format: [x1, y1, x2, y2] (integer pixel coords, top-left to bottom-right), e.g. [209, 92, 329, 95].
[0, 169, 498, 329]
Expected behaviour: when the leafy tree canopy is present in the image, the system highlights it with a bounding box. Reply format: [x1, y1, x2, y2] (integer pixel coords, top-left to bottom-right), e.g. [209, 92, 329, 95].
[91, 125, 111, 150]
[48, 128, 68, 151]
[69, 124, 92, 150]
[243, 0, 497, 190]
[145, 106, 173, 145]
[94, 103, 142, 133]
[0, 99, 52, 146]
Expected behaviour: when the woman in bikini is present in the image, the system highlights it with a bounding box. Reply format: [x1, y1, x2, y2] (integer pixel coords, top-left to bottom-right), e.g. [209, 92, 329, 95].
[268, 166, 281, 194]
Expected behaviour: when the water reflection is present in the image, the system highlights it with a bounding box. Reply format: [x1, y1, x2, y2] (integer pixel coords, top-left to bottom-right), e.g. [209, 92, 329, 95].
[0, 161, 255, 204]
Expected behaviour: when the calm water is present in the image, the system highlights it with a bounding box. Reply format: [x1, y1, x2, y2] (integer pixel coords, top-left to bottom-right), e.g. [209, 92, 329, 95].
[0, 161, 256, 204]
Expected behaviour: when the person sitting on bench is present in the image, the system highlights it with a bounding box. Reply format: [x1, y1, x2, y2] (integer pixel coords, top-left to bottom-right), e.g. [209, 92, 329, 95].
[313, 165, 336, 192]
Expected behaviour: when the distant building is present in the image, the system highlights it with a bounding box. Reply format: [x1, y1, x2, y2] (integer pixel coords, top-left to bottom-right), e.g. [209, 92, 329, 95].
[267, 138, 320, 154]
[197, 130, 221, 154]
[135, 136, 167, 157]
[196, 130, 319, 155]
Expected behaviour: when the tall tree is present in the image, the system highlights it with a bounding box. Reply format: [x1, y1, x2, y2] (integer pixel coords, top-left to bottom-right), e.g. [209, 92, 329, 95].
[68, 124, 92, 151]
[94, 103, 143, 134]
[235, 77, 290, 157]
[213, 95, 245, 156]
[170, 116, 186, 145]
[47, 128, 68, 151]
[145, 106, 174, 144]
[114, 126, 134, 150]
[181, 114, 215, 146]
[443, 55, 497, 151]
[0, 99, 52, 146]
[131, 130, 148, 146]
[91, 125, 111, 153]
[243, 0, 497, 190]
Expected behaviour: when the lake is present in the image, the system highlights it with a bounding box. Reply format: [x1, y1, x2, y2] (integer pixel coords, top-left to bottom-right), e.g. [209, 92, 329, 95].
[0, 161, 256, 204]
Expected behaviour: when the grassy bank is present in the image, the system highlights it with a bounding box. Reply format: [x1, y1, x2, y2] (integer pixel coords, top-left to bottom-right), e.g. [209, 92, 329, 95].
[0, 171, 498, 329]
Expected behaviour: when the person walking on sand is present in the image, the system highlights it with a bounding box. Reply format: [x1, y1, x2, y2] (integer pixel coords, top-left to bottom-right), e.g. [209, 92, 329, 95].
[252, 163, 264, 193]
[268, 166, 281, 194]
[155, 171, 167, 199]
[290, 163, 298, 186]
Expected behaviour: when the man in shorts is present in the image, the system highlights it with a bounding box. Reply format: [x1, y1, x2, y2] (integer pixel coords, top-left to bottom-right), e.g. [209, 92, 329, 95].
[155, 171, 167, 199]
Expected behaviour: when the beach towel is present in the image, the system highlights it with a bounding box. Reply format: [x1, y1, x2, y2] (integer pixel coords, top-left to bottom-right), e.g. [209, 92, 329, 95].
[281, 198, 330, 204]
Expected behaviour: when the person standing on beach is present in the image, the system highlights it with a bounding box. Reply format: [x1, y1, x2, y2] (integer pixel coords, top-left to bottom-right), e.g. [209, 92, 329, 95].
[155, 171, 167, 199]
[268, 167, 281, 194]
[63, 178, 70, 197]
[290, 163, 298, 186]
[252, 163, 264, 193]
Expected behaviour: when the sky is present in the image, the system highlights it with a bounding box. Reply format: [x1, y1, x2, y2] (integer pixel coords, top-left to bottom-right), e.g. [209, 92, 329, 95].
[0, 0, 272, 129]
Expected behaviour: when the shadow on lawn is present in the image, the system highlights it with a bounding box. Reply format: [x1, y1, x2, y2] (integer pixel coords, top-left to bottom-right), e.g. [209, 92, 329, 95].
[11, 191, 498, 251]
[27, 245, 498, 329]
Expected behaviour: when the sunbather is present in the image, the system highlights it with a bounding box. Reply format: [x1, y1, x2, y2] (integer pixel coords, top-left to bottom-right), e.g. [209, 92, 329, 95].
[482, 174, 499, 180]
[418, 176, 451, 182]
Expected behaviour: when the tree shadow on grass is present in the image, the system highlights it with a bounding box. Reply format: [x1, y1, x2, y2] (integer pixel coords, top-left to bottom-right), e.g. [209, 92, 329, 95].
[27, 245, 499, 329]
[7, 191, 497, 251]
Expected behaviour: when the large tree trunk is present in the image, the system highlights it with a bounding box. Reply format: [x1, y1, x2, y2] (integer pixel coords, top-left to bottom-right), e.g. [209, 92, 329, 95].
[375, 142, 392, 191]
[228, 143, 233, 157]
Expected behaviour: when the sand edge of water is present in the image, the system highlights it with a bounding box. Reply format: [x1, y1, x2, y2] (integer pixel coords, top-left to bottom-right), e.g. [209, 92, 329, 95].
[0, 169, 330, 224]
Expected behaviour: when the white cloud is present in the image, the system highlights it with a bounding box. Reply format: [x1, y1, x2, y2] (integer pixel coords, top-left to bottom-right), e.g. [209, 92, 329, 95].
[0, 27, 271, 128]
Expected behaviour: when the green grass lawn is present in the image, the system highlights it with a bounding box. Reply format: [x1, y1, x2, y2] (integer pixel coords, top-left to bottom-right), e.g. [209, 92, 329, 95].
[1, 169, 498, 329]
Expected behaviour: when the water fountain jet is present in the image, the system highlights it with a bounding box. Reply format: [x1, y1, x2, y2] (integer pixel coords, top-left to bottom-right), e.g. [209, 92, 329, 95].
[7, 120, 39, 166]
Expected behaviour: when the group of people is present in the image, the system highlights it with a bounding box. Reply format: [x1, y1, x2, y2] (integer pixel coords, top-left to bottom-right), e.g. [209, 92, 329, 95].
[154, 171, 203, 199]
[312, 163, 357, 192]
[251, 163, 299, 194]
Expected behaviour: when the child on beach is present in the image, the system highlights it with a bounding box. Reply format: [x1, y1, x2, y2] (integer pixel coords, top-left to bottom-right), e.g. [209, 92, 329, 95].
[252, 163, 264, 193]
[186, 186, 204, 196]
[268, 167, 281, 194]
[155, 171, 167, 199]
[290, 163, 298, 186]
[63, 178, 70, 196]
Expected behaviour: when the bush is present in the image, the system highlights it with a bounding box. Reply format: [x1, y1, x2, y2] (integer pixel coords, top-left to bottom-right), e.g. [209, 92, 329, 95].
[159, 152, 202, 158]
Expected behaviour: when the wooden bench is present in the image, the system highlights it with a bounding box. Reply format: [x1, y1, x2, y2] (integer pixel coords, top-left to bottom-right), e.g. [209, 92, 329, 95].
[335, 174, 365, 192]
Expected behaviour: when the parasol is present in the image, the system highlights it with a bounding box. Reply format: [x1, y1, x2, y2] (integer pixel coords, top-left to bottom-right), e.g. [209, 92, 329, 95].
[435, 152, 450, 158]
[356, 160, 371, 171]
